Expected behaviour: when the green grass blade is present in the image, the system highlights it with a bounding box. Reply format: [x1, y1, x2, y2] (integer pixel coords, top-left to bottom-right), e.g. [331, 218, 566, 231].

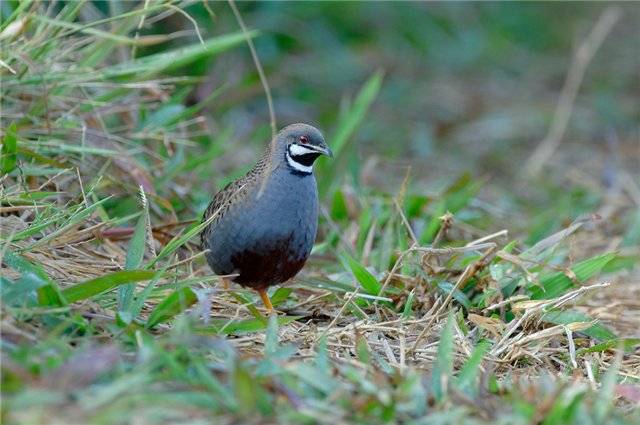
[456, 340, 491, 392]
[401, 289, 415, 320]
[264, 315, 279, 357]
[530, 252, 616, 299]
[196, 316, 300, 335]
[330, 70, 383, 157]
[118, 210, 147, 313]
[102, 32, 256, 81]
[25, 197, 113, 249]
[2, 248, 66, 306]
[229, 292, 266, 322]
[146, 287, 198, 328]
[340, 252, 381, 296]
[436, 280, 471, 310]
[431, 312, 455, 402]
[541, 309, 616, 341]
[62, 270, 157, 303]
[576, 338, 640, 355]
[147, 215, 213, 267]
[1, 122, 18, 173]
[33, 15, 141, 45]
[594, 348, 623, 422]
[270, 287, 293, 307]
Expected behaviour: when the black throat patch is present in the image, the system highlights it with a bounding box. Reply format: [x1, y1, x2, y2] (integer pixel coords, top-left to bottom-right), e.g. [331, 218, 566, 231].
[285, 145, 321, 176]
[291, 152, 320, 166]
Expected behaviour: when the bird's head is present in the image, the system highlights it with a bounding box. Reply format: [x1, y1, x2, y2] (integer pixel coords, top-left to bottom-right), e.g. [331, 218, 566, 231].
[277, 123, 333, 175]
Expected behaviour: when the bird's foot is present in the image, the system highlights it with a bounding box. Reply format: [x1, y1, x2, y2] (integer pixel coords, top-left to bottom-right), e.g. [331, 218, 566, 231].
[257, 288, 273, 312]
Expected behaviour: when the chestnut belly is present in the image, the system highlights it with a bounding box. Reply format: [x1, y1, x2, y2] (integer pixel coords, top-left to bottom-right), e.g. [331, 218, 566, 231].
[228, 235, 310, 289]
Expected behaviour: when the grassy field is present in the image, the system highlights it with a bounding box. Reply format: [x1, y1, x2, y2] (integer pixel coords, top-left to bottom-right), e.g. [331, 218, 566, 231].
[1, 2, 639, 424]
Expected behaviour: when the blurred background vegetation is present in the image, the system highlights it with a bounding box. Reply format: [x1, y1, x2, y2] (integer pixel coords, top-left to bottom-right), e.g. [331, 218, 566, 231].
[145, 1, 639, 242]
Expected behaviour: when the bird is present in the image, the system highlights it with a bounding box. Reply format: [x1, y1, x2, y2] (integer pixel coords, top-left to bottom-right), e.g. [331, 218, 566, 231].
[201, 123, 333, 311]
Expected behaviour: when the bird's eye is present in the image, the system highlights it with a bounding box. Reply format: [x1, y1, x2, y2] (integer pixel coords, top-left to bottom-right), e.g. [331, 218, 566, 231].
[299, 135, 309, 144]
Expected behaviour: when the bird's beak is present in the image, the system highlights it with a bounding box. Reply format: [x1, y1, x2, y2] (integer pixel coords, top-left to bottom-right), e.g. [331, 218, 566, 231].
[319, 144, 334, 158]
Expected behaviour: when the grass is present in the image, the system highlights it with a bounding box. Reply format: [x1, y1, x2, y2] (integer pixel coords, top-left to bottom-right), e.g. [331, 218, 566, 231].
[1, 2, 639, 424]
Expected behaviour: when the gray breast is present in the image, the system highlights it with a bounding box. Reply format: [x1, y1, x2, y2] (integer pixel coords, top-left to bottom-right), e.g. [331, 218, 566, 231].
[204, 168, 318, 288]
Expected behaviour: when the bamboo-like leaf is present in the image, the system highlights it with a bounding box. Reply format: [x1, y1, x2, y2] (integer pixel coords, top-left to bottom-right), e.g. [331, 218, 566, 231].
[530, 252, 615, 299]
[541, 309, 616, 341]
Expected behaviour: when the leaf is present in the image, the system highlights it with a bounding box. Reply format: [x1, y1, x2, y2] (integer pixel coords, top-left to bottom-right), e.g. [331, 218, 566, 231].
[330, 70, 383, 158]
[264, 315, 279, 357]
[33, 15, 142, 44]
[420, 199, 446, 244]
[431, 312, 455, 402]
[356, 332, 371, 364]
[331, 189, 349, 221]
[15, 32, 256, 85]
[196, 316, 300, 335]
[140, 104, 185, 130]
[594, 349, 622, 422]
[233, 363, 258, 413]
[125, 214, 147, 268]
[158, 85, 226, 130]
[442, 173, 482, 214]
[26, 197, 113, 249]
[62, 270, 157, 303]
[118, 212, 147, 313]
[436, 281, 471, 310]
[402, 289, 415, 320]
[270, 287, 293, 307]
[529, 252, 616, 300]
[576, 338, 640, 356]
[340, 252, 381, 296]
[147, 217, 212, 267]
[456, 340, 491, 392]
[2, 249, 65, 306]
[2, 273, 47, 305]
[146, 287, 197, 328]
[541, 309, 616, 341]
[1, 122, 18, 173]
[229, 292, 266, 322]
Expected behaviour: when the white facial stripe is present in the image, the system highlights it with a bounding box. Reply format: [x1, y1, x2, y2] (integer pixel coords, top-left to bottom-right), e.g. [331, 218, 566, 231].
[289, 143, 320, 156]
[286, 151, 313, 174]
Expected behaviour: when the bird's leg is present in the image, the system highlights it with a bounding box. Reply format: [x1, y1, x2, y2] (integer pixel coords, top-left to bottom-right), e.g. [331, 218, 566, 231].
[257, 288, 273, 312]
[220, 277, 230, 290]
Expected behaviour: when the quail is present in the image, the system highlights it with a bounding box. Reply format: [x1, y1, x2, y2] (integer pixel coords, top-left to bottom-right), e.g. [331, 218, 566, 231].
[201, 123, 333, 310]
